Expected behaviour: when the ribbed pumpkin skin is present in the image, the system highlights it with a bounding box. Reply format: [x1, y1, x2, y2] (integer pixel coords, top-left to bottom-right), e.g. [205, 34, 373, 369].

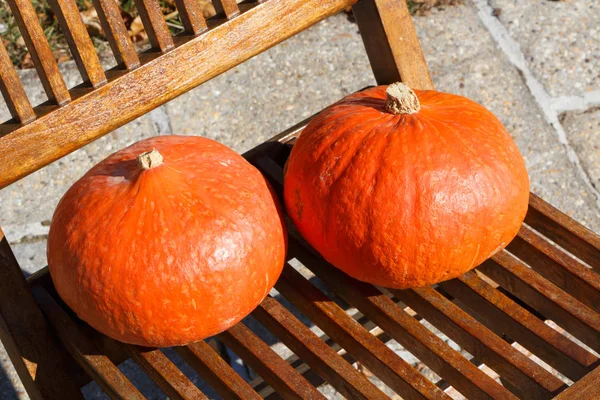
[284, 86, 529, 289]
[48, 136, 287, 347]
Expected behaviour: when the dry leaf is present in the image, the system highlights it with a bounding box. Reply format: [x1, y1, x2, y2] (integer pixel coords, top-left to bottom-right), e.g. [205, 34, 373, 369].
[356, 362, 374, 378]
[200, 0, 216, 19]
[21, 52, 34, 69]
[128, 15, 148, 43]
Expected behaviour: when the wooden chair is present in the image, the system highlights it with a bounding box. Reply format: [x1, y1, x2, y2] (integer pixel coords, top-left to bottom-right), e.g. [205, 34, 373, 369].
[1, 0, 599, 398]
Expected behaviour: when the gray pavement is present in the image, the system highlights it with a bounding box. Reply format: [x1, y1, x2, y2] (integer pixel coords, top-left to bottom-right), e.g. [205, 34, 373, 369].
[1, 0, 599, 398]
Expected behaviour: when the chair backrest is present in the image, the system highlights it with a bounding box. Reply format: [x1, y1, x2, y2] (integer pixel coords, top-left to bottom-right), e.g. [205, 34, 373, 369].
[0, 0, 432, 398]
[0, 0, 432, 190]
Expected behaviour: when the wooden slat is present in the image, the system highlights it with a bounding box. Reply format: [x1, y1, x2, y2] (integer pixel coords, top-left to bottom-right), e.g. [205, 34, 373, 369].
[213, 0, 241, 19]
[174, 0, 208, 35]
[440, 270, 597, 382]
[253, 295, 388, 400]
[353, 0, 433, 89]
[555, 365, 600, 399]
[48, 0, 106, 87]
[481, 252, 600, 353]
[126, 345, 207, 399]
[508, 224, 600, 313]
[291, 245, 515, 400]
[393, 286, 566, 399]
[0, 228, 83, 400]
[0, 0, 357, 189]
[177, 340, 261, 400]
[93, 0, 140, 69]
[134, 0, 175, 51]
[526, 193, 600, 272]
[0, 40, 35, 123]
[276, 264, 451, 400]
[32, 287, 144, 400]
[6, 0, 70, 104]
[219, 323, 326, 400]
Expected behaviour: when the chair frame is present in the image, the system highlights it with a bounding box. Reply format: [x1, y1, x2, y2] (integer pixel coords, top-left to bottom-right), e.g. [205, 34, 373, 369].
[1, 0, 599, 398]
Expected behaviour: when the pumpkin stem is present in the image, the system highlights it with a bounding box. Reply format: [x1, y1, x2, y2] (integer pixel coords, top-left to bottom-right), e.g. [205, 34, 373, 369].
[137, 149, 163, 170]
[385, 82, 420, 115]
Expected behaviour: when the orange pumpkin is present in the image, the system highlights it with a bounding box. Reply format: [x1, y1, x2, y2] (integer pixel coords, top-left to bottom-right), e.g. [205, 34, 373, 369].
[48, 136, 287, 347]
[284, 83, 529, 289]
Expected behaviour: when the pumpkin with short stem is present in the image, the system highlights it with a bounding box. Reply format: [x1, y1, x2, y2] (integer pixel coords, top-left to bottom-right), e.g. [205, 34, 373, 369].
[48, 135, 287, 347]
[284, 83, 529, 289]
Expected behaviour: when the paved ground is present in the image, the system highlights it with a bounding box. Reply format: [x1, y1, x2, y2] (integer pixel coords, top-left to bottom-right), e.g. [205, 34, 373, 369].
[0, 0, 598, 398]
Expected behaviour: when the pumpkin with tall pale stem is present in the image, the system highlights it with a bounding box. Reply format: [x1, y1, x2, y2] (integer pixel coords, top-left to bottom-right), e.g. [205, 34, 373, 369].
[48, 136, 287, 347]
[284, 83, 530, 289]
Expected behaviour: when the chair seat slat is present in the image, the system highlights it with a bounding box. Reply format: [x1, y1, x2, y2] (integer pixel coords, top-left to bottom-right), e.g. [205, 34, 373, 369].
[291, 245, 516, 400]
[93, 0, 141, 69]
[48, 0, 107, 87]
[174, 0, 208, 35]
[394, 286, 566, 399]
[177, 341, 261, 400]
[126, 346, 207, 400]
[440, 271, 597, 382]
[31, 287, 144, 400]
[0, 41, 35, 124]
[275, 262, 451, 400]
[508, 225, 600, 314]
[6, 0, 70, 105]
[219, 322, 326, 400]
[526, 193, 600, 272]
[253, 295, 389, 400]
[481, 252, 600, 353]
[135, 0, 175, 52]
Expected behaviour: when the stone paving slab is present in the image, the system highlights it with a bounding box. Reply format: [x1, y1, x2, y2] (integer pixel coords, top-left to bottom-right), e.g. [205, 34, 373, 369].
[562, 109, 600, 191]
[490, 0, 599, 98]
[415, 4, 600, 232]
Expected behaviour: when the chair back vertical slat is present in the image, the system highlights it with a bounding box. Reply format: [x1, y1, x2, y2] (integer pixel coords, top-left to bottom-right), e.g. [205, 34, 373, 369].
[134, 0, 175, 51]
[0, 228, 84, 399]
[353, 0, 433, 89]
[174, 0, 208, 35]
[5, 0, 71, 105]
[48, 0, 107, 87]
[0, 41, 36, 124]
[93, 0, 141, 69]
[213, 0, 241, 19]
